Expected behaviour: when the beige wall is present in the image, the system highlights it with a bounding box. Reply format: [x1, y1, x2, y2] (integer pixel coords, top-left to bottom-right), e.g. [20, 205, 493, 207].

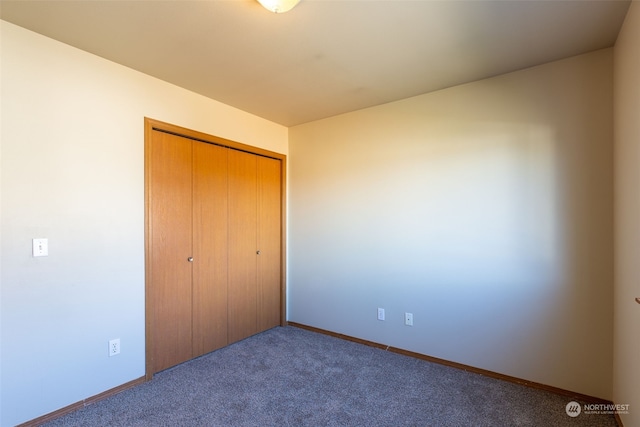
[613, 2, 640, 426]
[289, 49, 614, 400]
[0, 20, 287, 426]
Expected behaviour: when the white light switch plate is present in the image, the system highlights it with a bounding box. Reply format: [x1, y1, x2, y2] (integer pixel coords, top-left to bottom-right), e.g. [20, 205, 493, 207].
[33, 238, 48, 257]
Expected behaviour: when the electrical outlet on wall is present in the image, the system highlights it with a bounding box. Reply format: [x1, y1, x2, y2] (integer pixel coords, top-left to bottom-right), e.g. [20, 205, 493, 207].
[377, 307, 385, 321]
[404, 312, 413, 326]
[109, 338, 120, 357]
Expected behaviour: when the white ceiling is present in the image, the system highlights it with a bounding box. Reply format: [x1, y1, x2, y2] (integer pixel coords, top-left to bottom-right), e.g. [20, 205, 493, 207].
[0, 0, 631, 126]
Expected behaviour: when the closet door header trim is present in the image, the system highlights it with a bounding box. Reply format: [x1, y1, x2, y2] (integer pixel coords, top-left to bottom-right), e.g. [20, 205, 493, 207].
[146, 118, 286, 161]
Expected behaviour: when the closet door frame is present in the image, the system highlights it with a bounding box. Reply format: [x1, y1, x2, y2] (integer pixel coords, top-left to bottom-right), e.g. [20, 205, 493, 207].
[144, 117, 287, 380]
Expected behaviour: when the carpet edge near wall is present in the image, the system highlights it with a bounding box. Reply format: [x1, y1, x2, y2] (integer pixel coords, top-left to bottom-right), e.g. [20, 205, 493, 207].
[286, 322, 614, 407]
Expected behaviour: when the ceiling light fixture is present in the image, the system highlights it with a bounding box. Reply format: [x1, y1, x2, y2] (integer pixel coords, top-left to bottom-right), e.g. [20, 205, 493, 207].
[257, 0, 300, 13]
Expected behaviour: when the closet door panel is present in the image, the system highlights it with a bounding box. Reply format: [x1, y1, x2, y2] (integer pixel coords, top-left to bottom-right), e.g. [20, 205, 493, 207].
[228, 150, 258, 343]
[192, 142, 229, 356]
[149, 131, 193, 373]
[257, 156, 282, 331]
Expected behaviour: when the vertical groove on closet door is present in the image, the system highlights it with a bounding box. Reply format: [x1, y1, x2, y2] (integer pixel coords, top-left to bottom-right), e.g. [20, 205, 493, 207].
[192, 143, 229, 356]
[149, 131, 194, 373]
[228, 150, 258, 343]
[257, 156, 282, 331]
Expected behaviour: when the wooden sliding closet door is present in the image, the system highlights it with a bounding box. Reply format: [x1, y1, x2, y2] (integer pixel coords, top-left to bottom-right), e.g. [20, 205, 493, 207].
[192, 142, 228, 356]
[146, 118, 285, 377]
[228, 149, 258, 343]
[227, 151, 282, 341]
[148, 131, 194, 373]
[257, 156, 282, 331]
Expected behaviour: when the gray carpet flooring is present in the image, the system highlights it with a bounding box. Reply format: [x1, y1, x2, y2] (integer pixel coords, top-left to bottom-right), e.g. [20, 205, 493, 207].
[41, 326, 618, 426]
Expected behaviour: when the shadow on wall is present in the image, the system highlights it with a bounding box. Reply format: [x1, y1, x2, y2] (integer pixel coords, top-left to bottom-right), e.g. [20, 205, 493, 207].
[308, 120, 562, 285]
[294, 119, 574, 368]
